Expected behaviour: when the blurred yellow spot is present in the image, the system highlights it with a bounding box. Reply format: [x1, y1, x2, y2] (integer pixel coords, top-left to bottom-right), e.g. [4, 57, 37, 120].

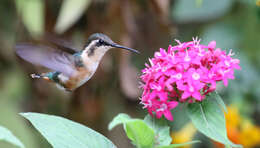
[171, 123, 196, 148]
[256, 0, 260, 7]
[214, 105, 260, 148]
[239, 120, 260, 147]
[171, 105, 260, 148]
[195, 0, 203, 7]
[224, 105, 241, 128]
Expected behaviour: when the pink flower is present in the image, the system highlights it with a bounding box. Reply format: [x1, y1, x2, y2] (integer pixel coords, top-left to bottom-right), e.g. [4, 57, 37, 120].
[155, 100, 178, 121]
[140, 38, 241, 121]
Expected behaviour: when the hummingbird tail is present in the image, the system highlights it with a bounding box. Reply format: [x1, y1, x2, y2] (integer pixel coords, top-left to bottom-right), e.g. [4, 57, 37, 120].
[30, 73, 52, 81]
[30, 73, 42, 79]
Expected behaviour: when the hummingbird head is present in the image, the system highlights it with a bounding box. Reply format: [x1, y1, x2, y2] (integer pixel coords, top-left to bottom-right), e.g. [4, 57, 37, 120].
[84, 33, 139, 56]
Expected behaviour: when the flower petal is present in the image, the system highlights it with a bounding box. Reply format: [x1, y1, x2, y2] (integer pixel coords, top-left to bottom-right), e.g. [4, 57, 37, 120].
[164, 110, 173, 121]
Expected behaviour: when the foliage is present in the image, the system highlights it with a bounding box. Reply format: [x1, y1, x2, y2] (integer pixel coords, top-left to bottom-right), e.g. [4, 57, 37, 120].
[15, 0, 44, 37]
[0, 126, 24, 148]
[186, 93, 241, 147]
[20, 112, 116, 148]
[109, 113, 199, 148]
[55, 0, 92, 34]
[172, 0, 234, 23]
[0, 0, 259, 147]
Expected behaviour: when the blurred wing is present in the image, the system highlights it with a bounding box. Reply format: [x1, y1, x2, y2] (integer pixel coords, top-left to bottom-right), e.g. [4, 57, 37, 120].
[44, 34, 79, 54]
[15, 43, 77, 76]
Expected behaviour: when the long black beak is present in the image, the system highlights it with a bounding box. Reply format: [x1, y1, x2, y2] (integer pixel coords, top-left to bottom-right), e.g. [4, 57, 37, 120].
[111, 43, 140, 54]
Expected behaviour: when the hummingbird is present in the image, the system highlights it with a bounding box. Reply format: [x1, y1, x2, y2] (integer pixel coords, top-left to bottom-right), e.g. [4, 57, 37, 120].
[15, 33, 139, 91]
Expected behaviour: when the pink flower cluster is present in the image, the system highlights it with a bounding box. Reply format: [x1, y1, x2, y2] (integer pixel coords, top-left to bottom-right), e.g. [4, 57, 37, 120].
[140, 38, 241, 121]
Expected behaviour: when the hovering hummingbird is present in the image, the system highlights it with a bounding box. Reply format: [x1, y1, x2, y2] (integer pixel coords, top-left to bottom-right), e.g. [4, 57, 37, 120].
[16, 33, 139, 91]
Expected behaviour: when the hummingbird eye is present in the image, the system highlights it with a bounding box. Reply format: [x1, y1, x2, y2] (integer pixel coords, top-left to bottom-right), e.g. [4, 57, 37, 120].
[98, 39, 105, 45]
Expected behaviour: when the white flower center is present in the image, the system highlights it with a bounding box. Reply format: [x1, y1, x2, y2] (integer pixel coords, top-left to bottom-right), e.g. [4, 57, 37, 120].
[174, 73, 182, 80]
[208, 72, 214, 79]
[157, 103, 167, 112]
[225, 60, 230, 67]
[192, 72, 200, 80]
[162, 66, 167, 72]
[189, 86, 194, 92]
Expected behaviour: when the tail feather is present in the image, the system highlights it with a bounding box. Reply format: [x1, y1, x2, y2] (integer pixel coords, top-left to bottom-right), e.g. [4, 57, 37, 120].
[31, 73, 42, 79]
[31, 73, 52, 81]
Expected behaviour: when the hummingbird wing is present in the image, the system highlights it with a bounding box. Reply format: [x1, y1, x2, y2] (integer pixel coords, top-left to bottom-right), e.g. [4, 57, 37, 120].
[44, 34, 80, 54]
[15, 43, 77, 76]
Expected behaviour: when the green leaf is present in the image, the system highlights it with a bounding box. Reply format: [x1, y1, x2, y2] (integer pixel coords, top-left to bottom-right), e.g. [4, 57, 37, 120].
[144, 115, 172, 146]
[15, 0, 44, 38]
[21, 112, 116, 148]
[186, 98, 242, 148]
[125, 120, 155, 148]
[0, 101, 38, 148]
[0, 125, 25, 148]
[54, 0, 92, 34]
[108, 113, 132, 130]
[109, 113, 155, 148]
[172, 0, 233, 23]
[155, 140, 200, 148]
[212, 91, 228, 112]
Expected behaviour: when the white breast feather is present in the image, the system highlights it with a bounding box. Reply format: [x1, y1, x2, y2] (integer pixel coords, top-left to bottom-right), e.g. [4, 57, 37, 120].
[58, 74, 69, 83]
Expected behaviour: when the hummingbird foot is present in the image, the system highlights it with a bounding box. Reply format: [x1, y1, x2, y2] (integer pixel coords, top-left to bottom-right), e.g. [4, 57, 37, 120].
[30, 73, 42, 79]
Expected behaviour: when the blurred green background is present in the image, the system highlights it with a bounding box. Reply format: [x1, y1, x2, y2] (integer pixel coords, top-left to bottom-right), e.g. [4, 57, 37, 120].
[0, 0, 260, 148]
